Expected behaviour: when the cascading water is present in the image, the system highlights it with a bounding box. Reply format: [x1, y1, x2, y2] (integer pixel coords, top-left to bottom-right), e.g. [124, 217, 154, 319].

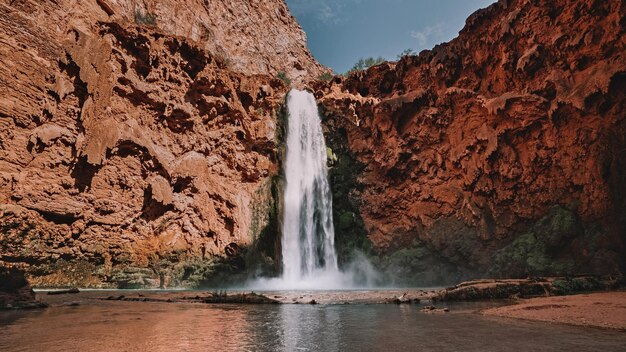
[250, 89, 379, 290]
[281, 89, 339, 284]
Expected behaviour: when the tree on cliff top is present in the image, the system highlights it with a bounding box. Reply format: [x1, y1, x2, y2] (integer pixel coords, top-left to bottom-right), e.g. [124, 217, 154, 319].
[344, 56, 386, 76]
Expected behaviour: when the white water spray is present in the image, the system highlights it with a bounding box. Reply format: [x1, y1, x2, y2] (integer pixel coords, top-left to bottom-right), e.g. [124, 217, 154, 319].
[250, 90, 379, 290]
[282, 89, 339, 283]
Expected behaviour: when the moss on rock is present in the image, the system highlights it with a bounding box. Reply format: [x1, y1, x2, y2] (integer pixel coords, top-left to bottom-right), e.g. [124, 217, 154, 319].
[491, 206, 588, 278]
[322, 124, 375, 266]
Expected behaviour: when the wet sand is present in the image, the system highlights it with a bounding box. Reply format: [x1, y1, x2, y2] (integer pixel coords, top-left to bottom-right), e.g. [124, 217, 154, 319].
[482, 291, 626, 330]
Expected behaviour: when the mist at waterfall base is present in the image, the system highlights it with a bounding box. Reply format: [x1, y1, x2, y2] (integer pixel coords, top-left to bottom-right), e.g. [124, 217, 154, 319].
[249, 90, 381, 291]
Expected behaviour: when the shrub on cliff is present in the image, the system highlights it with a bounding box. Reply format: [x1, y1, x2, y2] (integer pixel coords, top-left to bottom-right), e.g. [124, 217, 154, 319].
[318, 72, 334, 81]
[396, 48, 415, 60]
[344, 56, 385, 76]
[276, 71, 291, 86]
[134, 10, 157, 26]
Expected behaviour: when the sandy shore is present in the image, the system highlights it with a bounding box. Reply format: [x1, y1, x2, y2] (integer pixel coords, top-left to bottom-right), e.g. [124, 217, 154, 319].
[482, 291, 626, 330]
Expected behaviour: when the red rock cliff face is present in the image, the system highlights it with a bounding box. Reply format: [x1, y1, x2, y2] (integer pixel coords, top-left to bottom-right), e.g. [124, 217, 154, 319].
[0, 0, 319, 288]
[317, 0, 626, 283]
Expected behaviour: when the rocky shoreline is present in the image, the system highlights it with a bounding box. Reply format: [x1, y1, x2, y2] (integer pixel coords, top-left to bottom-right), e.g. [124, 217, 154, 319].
[5, 273, 625, 330]
[19, 275, 622, 304]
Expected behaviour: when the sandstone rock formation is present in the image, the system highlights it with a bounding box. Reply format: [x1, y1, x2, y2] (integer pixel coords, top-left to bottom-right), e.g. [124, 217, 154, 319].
[316, 0, 626, 284]
[2, 0, 625, 289]
[3, 0, 325, 79]
[0, 0, 310, 287]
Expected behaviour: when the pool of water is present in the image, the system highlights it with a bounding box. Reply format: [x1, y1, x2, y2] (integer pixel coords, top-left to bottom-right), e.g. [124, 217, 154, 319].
[1, 295, 625, 351]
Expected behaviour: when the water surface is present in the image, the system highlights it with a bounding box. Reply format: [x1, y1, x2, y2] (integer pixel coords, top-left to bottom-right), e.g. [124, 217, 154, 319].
[1, 295, 625, 352]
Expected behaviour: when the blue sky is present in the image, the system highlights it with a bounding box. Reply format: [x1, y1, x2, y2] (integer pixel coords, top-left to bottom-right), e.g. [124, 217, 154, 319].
[285, 0, 496, 73]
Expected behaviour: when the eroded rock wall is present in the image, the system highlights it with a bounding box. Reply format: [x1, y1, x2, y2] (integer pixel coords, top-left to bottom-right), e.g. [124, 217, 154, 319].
[316, 0, 626, 284]
[0, 0, 303, 287]
[2, 0, 325, 79]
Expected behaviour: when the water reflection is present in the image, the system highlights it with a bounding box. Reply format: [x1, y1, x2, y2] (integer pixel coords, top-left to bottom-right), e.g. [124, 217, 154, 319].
[1, 302, 626, 352]
[277, 305, 340, 351]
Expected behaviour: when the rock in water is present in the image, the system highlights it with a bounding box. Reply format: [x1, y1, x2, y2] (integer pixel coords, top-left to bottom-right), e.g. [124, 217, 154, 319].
[0, 268, 47, 310]
[47, 288, 80, 295]
[421, 305, 449, 314]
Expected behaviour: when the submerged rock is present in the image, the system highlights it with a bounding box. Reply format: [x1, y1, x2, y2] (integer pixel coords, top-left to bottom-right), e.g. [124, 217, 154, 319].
[421, 305, 449, 313]
[387, 292, 414, 304]
[202, 292, 279, 304]
[47, 288, 80, 295]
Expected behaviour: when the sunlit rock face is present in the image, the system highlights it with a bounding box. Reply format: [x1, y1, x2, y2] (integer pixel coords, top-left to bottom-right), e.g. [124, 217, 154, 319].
[2, 0, 624, 289]
[1, 0, 325, 80]
[0, 0, 324, 288]
[315, 0, 626, 284]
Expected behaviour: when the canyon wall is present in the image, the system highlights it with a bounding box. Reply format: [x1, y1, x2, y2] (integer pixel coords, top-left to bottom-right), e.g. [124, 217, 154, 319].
[317, 0, 626, 284]
[0, 0, 323, 288]
[2, 0, 624, 289]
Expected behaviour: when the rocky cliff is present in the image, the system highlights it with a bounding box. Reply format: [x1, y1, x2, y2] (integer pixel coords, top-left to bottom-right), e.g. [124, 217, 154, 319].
[0, 0, 322, 288]
[317, 0, 626, 284]
[2, 0, 625, 289]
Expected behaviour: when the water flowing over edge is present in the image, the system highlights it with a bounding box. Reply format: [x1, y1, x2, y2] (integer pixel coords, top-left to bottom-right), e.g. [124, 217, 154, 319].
[248, 89, 380, 290]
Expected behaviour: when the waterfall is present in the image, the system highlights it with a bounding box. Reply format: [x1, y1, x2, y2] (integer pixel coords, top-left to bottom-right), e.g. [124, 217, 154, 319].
[281, 89, 339, 284]
[249, 89, 379, 290]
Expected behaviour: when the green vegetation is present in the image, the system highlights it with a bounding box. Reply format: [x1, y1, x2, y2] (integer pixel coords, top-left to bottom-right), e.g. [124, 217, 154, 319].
[552, 277, 603, 295]
[193, 255, 249, 288]
[343, 48, 417, 77]
[396, 48, 415, 59]
[324, 132, 374, 265]
[382, 244, 430, 273]
[276, 71, 291, 86]
[326, 147, 338, 164]
[491, 206, 582, 277]
[344, 56, 386, 76]
[244, 175, 283, 278]
[318, 72, 334, 81]
[134, 10, 157, 26]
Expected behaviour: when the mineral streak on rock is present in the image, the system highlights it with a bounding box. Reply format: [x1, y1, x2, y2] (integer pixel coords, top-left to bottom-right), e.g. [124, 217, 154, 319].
[315, 0, 626, 283]
[0, 0, 322, 288]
